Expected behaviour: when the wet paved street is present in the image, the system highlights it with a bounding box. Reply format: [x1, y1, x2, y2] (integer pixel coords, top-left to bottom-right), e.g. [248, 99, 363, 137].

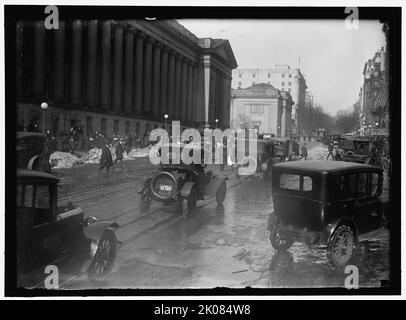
[57, 152, 391, 290]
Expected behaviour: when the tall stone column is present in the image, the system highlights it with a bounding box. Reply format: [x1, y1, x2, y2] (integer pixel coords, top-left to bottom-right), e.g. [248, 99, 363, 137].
[152, 44, 161, 116]
[112, 24, 123, 112]
[167, 52, 175, 118]
[191, 65, 199, 122]
[186, 63, 193, 122]
[143, 37, 153, 113]
[203, 56, 211, 126]
[100, 21, 112, 110]
[209, 68, 217, 126]
[32, 21, 46, 98]
[85, 20, 97, 105]
[160, 48, 169, 115]
[134, 32, 144, 114]
[174, 55, 182, 119]
[53, 20, 66, 100]
[180, 59, 188, 121]
[222, 75, 229, 128]
[123, 31, 134, 113]
[70, 20, 83, 105]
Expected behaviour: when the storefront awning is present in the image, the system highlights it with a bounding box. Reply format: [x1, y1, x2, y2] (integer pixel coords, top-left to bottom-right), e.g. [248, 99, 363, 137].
[373, 83, 389, 109]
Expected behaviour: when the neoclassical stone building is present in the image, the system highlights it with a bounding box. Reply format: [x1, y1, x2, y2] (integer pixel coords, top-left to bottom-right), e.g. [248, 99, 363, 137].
[230, 83, 294, 137]
[16, 19, 237, 136]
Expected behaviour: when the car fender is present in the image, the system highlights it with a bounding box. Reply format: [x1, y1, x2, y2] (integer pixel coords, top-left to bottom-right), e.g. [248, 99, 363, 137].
[321, 217, 358, 245]
[204, 176, 226, 198]
[180, 181, 196, 197]
[27, 155, 40, 170]
[83, 220, 119, 243]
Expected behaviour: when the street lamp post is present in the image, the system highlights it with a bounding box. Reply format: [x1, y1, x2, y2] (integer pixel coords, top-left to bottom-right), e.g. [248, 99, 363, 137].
[40, 102, 48, 134]
[164, 114, 169, 131]
[215, 118, 219, 129]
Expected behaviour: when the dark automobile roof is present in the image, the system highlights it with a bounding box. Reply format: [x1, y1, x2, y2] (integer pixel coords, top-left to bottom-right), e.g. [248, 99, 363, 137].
[273, 160, 382, 174]
[17, 131, 46, 139]
[17, 169, 59, 183]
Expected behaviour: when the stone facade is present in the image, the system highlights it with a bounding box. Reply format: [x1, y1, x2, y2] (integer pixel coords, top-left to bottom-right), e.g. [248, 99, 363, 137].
[231, 66, 307, 132]
[16, 19, 237, 137]
[230, 83, 293, 137]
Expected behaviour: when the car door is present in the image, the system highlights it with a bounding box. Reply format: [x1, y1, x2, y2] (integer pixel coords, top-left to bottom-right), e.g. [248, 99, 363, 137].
[21, 184, 61, 271]
[353, 172, 383, 234]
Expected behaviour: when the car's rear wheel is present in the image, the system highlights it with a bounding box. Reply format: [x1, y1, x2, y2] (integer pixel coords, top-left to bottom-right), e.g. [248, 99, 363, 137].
[216, 181, 226, 205]
[327, 224, 355, 268]
[270, 226, 293, 251]
[181, 191, 197, 217]
[87, 230, 117, 283]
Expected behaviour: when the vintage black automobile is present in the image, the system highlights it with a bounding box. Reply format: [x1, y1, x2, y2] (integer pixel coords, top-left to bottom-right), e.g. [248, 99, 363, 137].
[267, 160, 389, 268]
[139, 144, 227, 216]
[16, 131, 46, 170]
[17, 169, 119, 287]
[259, 137, 300, 180]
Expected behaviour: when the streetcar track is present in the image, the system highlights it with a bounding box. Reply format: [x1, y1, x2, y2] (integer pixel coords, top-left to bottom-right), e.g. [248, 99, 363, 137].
[59, 175, 247, 289]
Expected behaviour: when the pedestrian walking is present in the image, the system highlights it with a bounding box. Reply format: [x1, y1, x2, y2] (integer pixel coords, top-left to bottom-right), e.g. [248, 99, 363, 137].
[326, 140, 334, 160]
[114, 140, 125, 167]
[299, 143, 308, 160]
[99, 144, 113, 176]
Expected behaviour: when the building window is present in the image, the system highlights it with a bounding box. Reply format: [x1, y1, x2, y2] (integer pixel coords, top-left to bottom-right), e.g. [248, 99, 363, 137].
[86, 117, 93, 136]
[101, 118, 107, 136]
[248, 104, 265, 114]
[113, 120, 119, 135]
[282, 73, 285, 78]
[289, 73, 292, 78]
[239, 73, 241, 78]
[253, 81, 255, 85]
[288, 88, 291, 93]
[239, 81, 242, 87]
[282, 82, 285, 86]
[268, 72, 271, 78]
[288, 82, 291, 86]
[253, 73, 256, 78]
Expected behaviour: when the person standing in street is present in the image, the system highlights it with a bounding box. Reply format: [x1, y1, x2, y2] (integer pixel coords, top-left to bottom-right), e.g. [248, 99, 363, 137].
[326, 140, 334, 160]
[99, 144, 113, 177]
[114, 140, 125, 168]
[299, 143, 308, 160]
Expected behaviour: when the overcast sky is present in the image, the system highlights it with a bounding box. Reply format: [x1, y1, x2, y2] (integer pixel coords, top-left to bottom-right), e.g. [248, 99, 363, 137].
[180, 19, 386, 116]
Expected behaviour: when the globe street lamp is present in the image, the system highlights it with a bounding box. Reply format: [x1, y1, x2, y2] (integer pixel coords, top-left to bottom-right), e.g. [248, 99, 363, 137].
[164, 114, 169, 131]
[40, 102, 48, 134]
[215, 118, 219, 129]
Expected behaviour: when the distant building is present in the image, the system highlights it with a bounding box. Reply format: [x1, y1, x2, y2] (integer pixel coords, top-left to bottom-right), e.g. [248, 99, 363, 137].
[16, 19, 237, 137]
[359, 47, 389, 135]
[230, 83, 294, 137]
[231, 66, 307, 132]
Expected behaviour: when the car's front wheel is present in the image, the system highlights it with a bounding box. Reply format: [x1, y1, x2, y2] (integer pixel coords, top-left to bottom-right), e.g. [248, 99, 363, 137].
[87, 230, 117, 283]
[181, 192, 197, 217]
[327, 224, 355, 268]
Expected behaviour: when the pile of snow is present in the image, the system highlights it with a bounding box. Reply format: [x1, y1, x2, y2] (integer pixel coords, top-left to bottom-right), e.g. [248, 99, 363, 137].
[50, 146, 153, 169]
[50, 151, 84, 169]
[125, 146, 153, 159]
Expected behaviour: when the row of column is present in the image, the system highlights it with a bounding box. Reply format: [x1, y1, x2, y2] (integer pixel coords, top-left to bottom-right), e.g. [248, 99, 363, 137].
[19, 20, 201, 125]
[209, 66, 231, 128]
